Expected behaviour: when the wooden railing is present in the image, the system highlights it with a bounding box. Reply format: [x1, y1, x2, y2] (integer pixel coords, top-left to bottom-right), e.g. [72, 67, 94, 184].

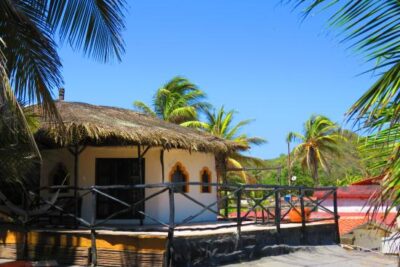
[1, 183, 339, 266]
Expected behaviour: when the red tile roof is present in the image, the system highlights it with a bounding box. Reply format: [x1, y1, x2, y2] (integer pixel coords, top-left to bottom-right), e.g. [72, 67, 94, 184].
[351, 175, 384, 186]
[229, 211, 396, 236]
[311, 212, 397, 235]
[313, 185, 379, 200]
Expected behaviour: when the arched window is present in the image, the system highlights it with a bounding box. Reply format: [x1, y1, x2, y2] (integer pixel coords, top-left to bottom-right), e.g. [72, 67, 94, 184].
[200, 167, 212, 193]
[50, 163, 70, 193]
[169, 162, 189, 193]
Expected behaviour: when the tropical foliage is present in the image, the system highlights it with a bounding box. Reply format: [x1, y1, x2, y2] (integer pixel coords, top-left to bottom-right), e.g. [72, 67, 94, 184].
[291, 0, 400, 224]
[183, 106, 266, 183]
[287, 115, 346, 186]
[0, 0, 127, 185]
[1, 0, 126, 117]
[257, 128, 374, 187]
[260, 149, 371, 188]
[0, 40, 40, 192]
[133, 76, 210, 124]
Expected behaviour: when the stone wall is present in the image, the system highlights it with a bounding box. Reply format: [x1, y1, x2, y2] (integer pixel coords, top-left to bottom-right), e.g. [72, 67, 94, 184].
[171, 224, 339, 266]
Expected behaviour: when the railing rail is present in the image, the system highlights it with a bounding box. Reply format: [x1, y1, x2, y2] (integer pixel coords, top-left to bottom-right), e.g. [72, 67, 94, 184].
[0, 182, 339, 267]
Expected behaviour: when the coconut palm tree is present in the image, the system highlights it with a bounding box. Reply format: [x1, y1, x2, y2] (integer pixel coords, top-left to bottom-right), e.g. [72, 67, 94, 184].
[182, 106, 266, 183]
[0, 42, 40, 187]
[1, 0, 126, 118]
[290, 0, 400, 230]
[360, 107, 400, 218]
[287, 115, 345, 186]
[133, 76, 210, 124]
[0, 1, 126, 185]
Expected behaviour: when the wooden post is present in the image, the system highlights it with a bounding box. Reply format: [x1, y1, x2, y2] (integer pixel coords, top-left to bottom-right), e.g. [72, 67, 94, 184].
[236, 188, 242, 249]
[299, 188, 307, 244]
[68, 145, 85, 229]
[160, 149, 165, 183]
[165, 185, 175, 267]
[138, 145, 144, 225]
[90, 189, 97, 266]
[274, 188, 281, 242]
[21, 224, 28, 260]
[262, 207, 265, 224]
[333, 189, 340, 244]
[138, 145, 142, 183]
[72, 146, 81, 229]
[223, 156, 229, 218]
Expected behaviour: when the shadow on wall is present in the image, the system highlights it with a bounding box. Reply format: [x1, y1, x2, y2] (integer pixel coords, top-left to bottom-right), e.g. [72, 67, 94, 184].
[0, 226, 86, 265]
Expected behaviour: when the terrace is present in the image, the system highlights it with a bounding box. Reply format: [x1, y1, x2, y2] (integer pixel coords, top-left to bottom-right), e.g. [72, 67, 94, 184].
[0, 182, 339, 266]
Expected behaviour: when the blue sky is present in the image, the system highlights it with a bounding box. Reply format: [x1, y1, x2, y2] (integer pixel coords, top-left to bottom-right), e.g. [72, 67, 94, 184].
[57, 0, 374, 159]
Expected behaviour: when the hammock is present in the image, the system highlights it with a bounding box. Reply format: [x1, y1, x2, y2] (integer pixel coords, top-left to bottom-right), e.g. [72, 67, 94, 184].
[0, 177, 68, 220]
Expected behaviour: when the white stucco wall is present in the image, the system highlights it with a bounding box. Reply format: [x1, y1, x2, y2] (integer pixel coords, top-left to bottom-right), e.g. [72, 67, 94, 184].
[40, 146, 218, 225]
[320, 198, 396, 213]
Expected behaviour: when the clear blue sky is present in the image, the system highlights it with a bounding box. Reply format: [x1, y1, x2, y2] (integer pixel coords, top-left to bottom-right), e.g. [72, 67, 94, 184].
[57, 0, 374, 159]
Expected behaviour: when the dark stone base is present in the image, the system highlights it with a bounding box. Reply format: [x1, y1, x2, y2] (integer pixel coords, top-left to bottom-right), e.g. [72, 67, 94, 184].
[172, 223, 339, 266]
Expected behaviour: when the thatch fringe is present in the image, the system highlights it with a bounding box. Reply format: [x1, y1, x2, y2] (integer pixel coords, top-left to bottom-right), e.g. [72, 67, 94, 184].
[35, 101, 245, 154]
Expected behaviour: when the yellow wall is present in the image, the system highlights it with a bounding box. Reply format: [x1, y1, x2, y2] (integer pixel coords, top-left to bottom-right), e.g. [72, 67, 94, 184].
[1, 229, 166, 252]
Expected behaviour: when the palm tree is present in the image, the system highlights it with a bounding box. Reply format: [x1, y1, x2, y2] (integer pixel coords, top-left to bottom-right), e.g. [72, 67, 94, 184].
[182, 106, 266, 183]
[287, 115, 345, 186]
[0, 44, 40, 186]
[290, 0, 400, 230]
[1, 1, 126, 118]
[0, 1, 126, 184]
[133, 76, 210, 124]
[360, 107, 400, 218]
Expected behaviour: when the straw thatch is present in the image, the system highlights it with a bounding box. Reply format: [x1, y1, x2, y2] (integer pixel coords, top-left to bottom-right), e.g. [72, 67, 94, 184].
[34, 101, 246, 154]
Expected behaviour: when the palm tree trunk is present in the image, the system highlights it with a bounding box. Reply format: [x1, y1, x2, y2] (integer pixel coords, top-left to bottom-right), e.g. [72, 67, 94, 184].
[287, 141, 291, 185]
[309, 148, 319, 186]
[313, 164, 319, 186]
[215, 153, 227, 184]
[215, 153, 227, 211]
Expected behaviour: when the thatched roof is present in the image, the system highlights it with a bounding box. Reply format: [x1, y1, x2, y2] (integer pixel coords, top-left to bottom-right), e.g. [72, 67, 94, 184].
[35, 101, 246, 154]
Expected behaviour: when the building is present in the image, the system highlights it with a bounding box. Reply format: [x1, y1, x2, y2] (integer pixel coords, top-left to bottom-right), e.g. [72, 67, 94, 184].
[35, 100, 244, 225]
[314, 176, 398, 253]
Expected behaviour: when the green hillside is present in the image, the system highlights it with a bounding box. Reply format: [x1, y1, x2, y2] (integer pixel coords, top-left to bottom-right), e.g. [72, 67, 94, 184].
[231, 131, 382, 187]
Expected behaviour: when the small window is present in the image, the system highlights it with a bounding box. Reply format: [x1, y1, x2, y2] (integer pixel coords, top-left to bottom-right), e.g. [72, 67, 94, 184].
[200, 167, 212, 193]
[169, 162, 189, 193]
[50, 163, 70, 193]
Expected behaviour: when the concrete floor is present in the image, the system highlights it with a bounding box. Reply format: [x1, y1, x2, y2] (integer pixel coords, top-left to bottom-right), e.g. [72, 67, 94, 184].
[2, 246, 395, 266]
[226, 246, 398, 267]
[34, 220, 329, 237]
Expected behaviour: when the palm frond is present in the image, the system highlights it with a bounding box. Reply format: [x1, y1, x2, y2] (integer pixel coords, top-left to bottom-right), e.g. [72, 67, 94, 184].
[292, 0, 400, 124]
[242, 136, 267, 146]
[348, 62, 400, 123]
[168, 106, 196, 123]
[287, 131, 305, 143]
[133, 101, 156, 117]
[180, 120, 210, 129]
[1, 1, 62, 119]
[226, 157, 246, 183]
[220, 110, 234, 137]
[135, 76, 209, 124]
[0, 38, 41, 162]
[231, 153, 266, 168]
[225, 119, 253, 140]
[47, 0, 126, 62]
